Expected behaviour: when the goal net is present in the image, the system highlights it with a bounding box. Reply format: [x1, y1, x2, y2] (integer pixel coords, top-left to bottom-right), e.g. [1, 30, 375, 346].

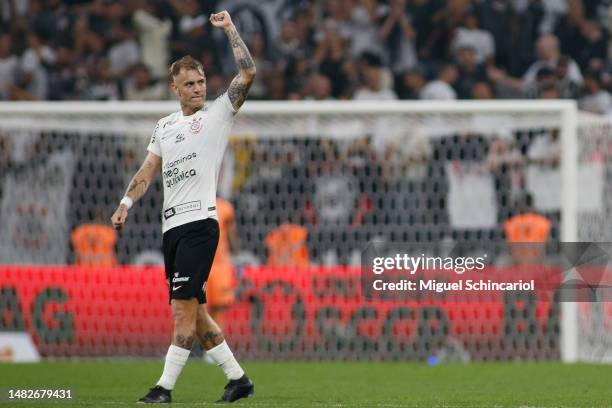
[0, 100, 609, 362]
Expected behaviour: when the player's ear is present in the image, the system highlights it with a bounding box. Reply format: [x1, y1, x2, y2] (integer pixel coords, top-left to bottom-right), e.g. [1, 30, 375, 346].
[170, 80, 179, 97]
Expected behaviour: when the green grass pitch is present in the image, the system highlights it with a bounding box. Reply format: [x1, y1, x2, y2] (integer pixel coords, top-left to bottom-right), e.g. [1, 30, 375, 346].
[0, 361, 610, 407]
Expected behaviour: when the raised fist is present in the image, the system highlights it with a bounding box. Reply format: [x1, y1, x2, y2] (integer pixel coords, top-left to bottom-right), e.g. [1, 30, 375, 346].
[210, 11, 233, 29]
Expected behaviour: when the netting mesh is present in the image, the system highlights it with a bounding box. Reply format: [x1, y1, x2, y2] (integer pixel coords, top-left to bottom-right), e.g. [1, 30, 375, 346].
[0, 102, 609, 361]
[575, 113, 612, 363]
[0, 104, 570, 264]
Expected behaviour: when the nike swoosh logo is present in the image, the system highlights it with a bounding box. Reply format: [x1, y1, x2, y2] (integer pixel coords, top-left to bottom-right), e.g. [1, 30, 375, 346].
[172, 285, 182, 291]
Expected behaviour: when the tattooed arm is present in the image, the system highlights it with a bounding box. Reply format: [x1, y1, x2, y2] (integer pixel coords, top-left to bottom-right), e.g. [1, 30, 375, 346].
[209, 11, 256, 111]
[111, 152, 161, 230]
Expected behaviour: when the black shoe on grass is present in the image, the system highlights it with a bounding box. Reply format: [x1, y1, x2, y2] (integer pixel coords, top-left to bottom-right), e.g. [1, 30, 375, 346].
[216, 375, 254, 403]
[137, 385, 171, 404]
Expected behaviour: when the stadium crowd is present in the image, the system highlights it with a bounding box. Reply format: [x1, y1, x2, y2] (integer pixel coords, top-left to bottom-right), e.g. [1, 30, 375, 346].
[0, 0, 611, 115]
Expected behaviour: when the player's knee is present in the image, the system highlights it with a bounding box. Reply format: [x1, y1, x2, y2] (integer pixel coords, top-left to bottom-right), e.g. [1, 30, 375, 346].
[196, 312, 213, 332]
[172, 326, 196, 349]
[197, 310, 223, 334]
[172, 300, 198, 326]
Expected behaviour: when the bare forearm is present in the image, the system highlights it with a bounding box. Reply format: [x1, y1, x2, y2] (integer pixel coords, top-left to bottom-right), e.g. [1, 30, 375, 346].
[224, 25, 256, 75]
[224, 24, 256, 110]
[124, 162, 155, 202]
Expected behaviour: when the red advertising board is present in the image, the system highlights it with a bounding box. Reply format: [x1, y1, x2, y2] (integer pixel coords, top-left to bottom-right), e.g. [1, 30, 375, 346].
[0, 265, 561, 360]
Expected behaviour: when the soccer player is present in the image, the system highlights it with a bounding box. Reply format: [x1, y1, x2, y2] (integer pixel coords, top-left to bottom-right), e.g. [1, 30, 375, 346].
[110, 10, 255, 404]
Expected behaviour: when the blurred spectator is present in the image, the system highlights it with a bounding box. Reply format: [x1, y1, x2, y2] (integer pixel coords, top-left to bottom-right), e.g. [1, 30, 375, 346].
[539, 82, 562, 99]
[86, 58, 120, 100]
[397, 67, 426, 99]
[322, 0, 384, 59]
[526, 129, 561, 211]
[454, 46, 489, 99]
[451, 12, 495, 64]
[47, 47, 77, 100]
[554, 55, 582, 98]
[19, 32, 56, 100]
[502, 192, 552, 266]
[576, 20, 609, 70]
[554, 0, 586, 61]
[108, 22, 140, 78]
[315, 28, 351, 98]
[420, 64, 457, 100]
[471, 80, 495, 99]
[207, 197, 239, 328]
[132, 1, 172, 80]
[71, 222, 118, 267]
[205, 74, 226, 100]
[353, 52, 397, 100]
[487, 130, 525, 222]
[490, 34, 583, 96]
[426, 0, 472, 62]
[410, 0, 443, 62]
[170, 0, 210, 60]
[265, 223, 310, 267]
[30, 0, 75, 49]
[377, 0, 418, 75]
[245, 34, 268, 99]
[277, 19, 301, 61]
[0, 33, 17, 100]
[579, 70, 612, 115]
[477, 0, 513, 70]
[303, 73, 333, 101]
[264, 74, 287, 100]
[124, 63, 167, 101]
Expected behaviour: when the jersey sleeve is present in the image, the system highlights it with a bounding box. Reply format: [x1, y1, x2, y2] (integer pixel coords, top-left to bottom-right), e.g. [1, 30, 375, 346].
[217, 92, 238, 118]
[147, 121, 162, 156]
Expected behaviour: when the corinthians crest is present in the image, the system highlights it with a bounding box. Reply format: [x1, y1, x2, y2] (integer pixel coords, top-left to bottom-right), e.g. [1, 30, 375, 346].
[189, 117, 203, 134]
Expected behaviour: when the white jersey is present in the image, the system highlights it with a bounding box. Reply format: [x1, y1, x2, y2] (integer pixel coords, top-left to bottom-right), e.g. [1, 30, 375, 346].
[147, 92, 236, 233]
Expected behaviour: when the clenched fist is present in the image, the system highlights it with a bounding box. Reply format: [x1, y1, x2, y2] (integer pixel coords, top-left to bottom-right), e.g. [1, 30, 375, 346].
[209, 10, 233, 29]
[110, 204, 129, 230]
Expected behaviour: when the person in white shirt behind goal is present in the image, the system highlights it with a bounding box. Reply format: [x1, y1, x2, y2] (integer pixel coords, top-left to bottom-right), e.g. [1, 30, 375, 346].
[110, 10, 255, 404]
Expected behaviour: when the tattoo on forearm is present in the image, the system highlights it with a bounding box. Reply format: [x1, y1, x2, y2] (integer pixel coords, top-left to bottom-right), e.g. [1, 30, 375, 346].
[228, 76, 252, 109]
[227, 28, 255, 72]
[127, 178, 147, 196]
[227, 28, 255, 70]
[174, 334, 195, 349]
[201, 330, 223, 349]
[225, 27, 255, 109]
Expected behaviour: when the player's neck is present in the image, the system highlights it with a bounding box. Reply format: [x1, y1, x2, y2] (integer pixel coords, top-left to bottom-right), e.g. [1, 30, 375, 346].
[181, 103, 204, 117]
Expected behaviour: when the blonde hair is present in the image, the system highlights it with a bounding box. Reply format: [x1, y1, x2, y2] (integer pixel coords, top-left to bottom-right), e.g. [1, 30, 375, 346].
[168, 55, 204, 82]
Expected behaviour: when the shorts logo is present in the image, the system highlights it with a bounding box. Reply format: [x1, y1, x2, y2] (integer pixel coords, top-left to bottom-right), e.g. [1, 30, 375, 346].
[189, 117, 203, 134]
[164, 201, 202, 220]
[172, 285, 182, 291]
[172, 272, 190, 283]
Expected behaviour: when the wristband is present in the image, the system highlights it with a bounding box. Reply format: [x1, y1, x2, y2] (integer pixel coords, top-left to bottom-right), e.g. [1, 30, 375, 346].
[120, 196, 133, 210]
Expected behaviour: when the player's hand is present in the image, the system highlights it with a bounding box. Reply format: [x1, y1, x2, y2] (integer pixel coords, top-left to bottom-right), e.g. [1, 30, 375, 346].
[111, 204, 129, 230]
[209, 11, 233, 29]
